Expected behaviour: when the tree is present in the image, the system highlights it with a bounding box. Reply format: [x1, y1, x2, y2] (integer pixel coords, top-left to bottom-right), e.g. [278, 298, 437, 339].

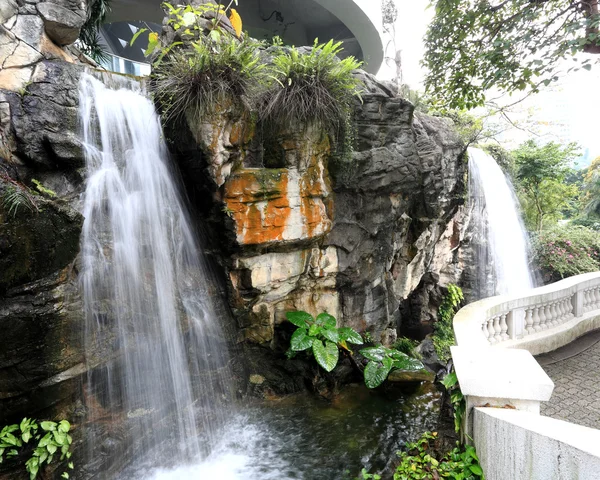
[582, 156, 600, 217]
[512, 140, 580, 231]
[423, 0, 600, 110]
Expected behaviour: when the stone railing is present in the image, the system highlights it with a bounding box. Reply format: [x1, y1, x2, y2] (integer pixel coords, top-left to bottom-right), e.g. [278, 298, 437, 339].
[454, 271, 600, 354]
[452, 271, 600, 480]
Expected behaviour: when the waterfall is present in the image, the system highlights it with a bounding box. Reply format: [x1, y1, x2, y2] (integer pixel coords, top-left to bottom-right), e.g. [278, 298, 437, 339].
[79, 74, 232, 474]
[468, 147, 534, 297]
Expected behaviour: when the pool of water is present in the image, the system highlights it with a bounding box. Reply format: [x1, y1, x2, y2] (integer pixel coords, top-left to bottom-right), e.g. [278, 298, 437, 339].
[139, 382, 441, 480]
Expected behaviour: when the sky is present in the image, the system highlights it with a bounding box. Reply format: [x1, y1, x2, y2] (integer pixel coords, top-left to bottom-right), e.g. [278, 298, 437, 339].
[375, 1, 600, 165]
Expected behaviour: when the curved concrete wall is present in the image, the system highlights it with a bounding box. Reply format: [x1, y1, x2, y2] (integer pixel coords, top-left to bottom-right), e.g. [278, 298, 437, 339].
[105, 0, 384, 74]
[312, 0, 384, 74]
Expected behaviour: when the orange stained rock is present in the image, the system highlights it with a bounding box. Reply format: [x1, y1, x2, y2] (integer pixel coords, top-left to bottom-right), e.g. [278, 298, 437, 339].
[223, 168, 332, 246]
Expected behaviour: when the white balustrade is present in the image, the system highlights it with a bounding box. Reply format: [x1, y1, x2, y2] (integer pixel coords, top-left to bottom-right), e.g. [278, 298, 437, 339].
[454, 272, 600, 350]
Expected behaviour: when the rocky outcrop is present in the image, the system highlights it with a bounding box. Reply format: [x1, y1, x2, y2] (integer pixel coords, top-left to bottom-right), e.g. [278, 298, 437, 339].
[165, 69, 469, 387]
[0, 0, 89, 431]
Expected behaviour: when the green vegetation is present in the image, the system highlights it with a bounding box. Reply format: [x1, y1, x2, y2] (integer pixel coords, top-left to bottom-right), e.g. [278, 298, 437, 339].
[582, 156, 600, 219]
[442, 371, 465, 435]
[531, 224, 600, 282]
[393, 432, 484, 480]
[0, 418, 74, 479]
[433, 284, 464, 364]
[31, 179, 56, 198]
[392, 337, 419, 358]
[424, 0, 600, 109]
[512, 141, 580, 232]
[1, 174, 38, 217]
[151, 35, 265, 124]
[78, 0, 111, 63]
[286, 311, 425, 388]
[260, 39, 362, 132]
[286, 311, 363, 372]
[360, 345, 424, 389]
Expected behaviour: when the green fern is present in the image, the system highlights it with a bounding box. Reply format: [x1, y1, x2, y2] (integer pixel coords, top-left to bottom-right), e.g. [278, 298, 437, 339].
[2, 186, 37, 217]
[32, 179, 57, 198]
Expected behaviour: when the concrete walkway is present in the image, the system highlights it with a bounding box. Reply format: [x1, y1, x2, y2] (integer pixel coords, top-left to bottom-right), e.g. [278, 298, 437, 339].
[537, 330, 600, 429]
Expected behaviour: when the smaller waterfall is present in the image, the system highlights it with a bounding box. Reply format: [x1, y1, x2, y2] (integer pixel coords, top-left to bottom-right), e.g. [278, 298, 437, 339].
[468, 148, 534, 297]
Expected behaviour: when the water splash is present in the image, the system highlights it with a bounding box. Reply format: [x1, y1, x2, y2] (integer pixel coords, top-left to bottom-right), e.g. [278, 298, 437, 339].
[79, 74, 231, 473]
[468, 147, 534, 297]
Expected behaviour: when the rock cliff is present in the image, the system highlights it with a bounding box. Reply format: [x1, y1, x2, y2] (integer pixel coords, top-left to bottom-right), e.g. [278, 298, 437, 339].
[164, 69, 469, 393]
[1, 0, 470, 423]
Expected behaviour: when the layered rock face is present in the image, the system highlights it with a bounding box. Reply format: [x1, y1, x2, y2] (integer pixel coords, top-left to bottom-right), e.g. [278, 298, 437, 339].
[167, 74, 468, 364]
[0, 0, 89, 426]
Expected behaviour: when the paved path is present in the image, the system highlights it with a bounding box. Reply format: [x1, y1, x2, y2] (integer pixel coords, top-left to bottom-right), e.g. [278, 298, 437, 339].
[537, 330, 600, 429]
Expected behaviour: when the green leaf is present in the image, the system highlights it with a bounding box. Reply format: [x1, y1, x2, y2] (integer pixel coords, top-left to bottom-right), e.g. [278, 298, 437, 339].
[308, 323, 322, 337]
[61, 473, 70, 479]
[53, 431, 67, 445]
[286, 311, 313, 328]
[22, 431, 31, 443]
[338, 327, 363, 344]
[290, 328, 313, 351]
[364, 358, 394, 389]
[57, 421, 70, 434]
[315, 312, 336, 328]
[181, 11, 196, 26]
[210, 29, 221, 43]
[321, 327, 339, 343]
[129, 27, 148, 46]
[391, 353, 424, 371]
[469, 464, 483, 475]
[442, 372, 458, 389]
[47, 443, 58, 455]
[359, 346, 387, 362]
[40, 422, 56, 432]
[38, 433, 53, 448]
[312, 340, 339, 372]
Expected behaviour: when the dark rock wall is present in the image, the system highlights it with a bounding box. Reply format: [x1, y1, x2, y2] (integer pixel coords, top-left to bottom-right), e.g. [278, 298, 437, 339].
[0, 0, 90, 429]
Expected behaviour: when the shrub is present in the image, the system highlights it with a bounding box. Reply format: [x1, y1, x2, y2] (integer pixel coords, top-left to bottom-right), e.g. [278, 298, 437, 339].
[393, 432, 484, 480]
[392, 337, 420, 358]
[433, 284, 464, 363]
[531, 224, 600, 283]
[286, 311, 425, 388]
[151, 34, 265, 124]
[286, 310, 363, 372]
[0, 418, 74, 479]
[260, 39, 362, 134]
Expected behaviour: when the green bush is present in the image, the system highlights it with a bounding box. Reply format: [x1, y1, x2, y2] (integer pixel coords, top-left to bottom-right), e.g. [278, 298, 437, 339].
[286, 311, 425, 388]
[286, 310, 363, 372]
[260, 39, 362, 134]
[151, 34, 265, 124]
[393, 432, 484, 480]
[392, 337, 419, 358]
[531, 224, 600, 283]
[0, 418, 74, 479]
[433, 284, 464, 363]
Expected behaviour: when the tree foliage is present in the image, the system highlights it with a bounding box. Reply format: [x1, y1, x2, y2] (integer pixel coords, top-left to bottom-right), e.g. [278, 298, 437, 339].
[582, 156, 600, 217]
[513, 140, 580, 231]
[424, 0, 600, 109]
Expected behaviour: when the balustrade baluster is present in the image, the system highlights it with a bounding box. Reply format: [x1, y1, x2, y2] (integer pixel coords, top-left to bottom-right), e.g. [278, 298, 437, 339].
[493, 316, 502, 342]
[487, 318, 496, 344]
[539, 304, 548, 330]
[525, 308, 534, 334]
[594, 287, 600, 309]
[532, 306, 541, 332]
[500, 313, 509, 341]
[482, 321, 490, 342]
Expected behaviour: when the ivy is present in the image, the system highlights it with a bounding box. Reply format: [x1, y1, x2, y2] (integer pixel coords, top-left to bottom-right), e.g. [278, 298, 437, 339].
[0, 418, 74, 479]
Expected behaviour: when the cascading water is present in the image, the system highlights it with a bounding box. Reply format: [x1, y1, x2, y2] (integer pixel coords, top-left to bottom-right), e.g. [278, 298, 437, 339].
[79, 74, 232, 475]
[76, 72, 445, 480]
[468, 147, 534, 297]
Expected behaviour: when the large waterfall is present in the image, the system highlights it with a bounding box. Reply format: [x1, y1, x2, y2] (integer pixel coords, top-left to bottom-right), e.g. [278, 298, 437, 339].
[468, 148, 534, 297]
[79, 74, 232, 474]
